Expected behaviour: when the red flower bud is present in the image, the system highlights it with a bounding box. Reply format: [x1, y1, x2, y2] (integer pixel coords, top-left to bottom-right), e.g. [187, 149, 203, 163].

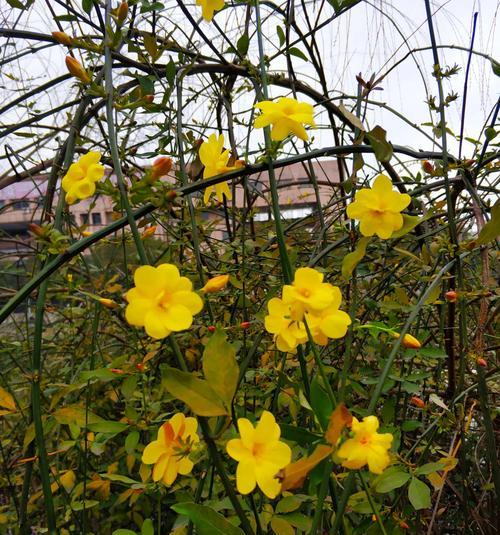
[445, 290, 458, 303]
[144, 94, 154, 103]
[207, 326, 216, 333]
[135, 362, 146, 372]
[240, 321, 251, 330]
[476, 358, 487, 368]
[422, 160, 434, 174]
[117, 1, 128, 25]
[151, 156, 173, 180]
[110, 368, 125, 374]
[410, 396, 426, 409]
[400, 521, 409, 529]
[28, 223, 45, 237]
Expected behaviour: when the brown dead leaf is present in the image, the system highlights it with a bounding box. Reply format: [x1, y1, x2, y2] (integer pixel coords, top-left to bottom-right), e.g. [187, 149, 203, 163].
[279, 444, 333, 491]
[325, 403, 352, 446]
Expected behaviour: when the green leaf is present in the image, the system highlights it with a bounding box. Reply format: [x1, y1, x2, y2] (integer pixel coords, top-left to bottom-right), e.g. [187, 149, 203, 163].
[476, 200, 500, 245]
[282, 512, 312, 531]
[237, 33, 249, 55]
[391, 215, 420, 238]
[339, 103, 365, 132]
[270, 517, 295, 535]
[79, 368, 117, 382]
[491, 59, 500, 77]
[82, 0, 93, 14]
[202, 329, 239, 410]
[276, 25, 285, 47]
[310, 377, 333, 429]
[165, 59, 176, 87]
[141, 519, 154, 535]
[113, 530, 137, 535]
[288, 47, 308, 62]
[401, 420, 422, 432]
[101, 473, 140, 485]
[275, 496, 302, 514]
[373, 467, 411, 493]
[342, 237, 371, 279]
[72, 499, 99, 511]
[366, 125, 393, 162]
[414, 461, 446, 476]
[161, 366, 227, 416]
[280, 424, 322, 445]
[125, 430, 140, 454]
[171, 502, 244, 535]
[408, 477, 431, 510]
[53, 406, 104, 427]
[6, 0, 27, 8]
[87, 421, 129, 434]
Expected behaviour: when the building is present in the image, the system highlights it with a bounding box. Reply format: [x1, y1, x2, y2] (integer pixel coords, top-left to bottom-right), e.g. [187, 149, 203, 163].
[0, 160, 340, 253]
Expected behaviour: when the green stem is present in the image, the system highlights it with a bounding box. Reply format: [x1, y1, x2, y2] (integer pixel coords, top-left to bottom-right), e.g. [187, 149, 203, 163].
[358, 471, 388, 535]
[168, 336, 253, 534]
[104, 6, 148, 266]
[254, 0, 292, 284]
[309, 459, 333, 535]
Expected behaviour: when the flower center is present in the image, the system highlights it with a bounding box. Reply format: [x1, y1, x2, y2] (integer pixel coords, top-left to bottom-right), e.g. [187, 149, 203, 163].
[299, 288, 311, 298]
[359, 435, 371, 446]
[159, 291, 172, 308]
[252, 442, 266, 458]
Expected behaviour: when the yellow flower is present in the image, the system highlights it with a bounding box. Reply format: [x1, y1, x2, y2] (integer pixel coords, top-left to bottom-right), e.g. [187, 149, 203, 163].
[202, 274, 230, 293]
[337, 416, 393, 474]
[254, 97, 316, 141]
[305, 303, 352, 344]
[346, 174, 411, 239]
[264, 297, 307, 353]
[282, 267, 337, 313]
[199, 133, 243, 203]
[61, 151, 105, 205]
[142, 413, 199, 486]
[196, 0, 224, 21]
[125, 264, 203, 339]
[226, 411, 291, 498]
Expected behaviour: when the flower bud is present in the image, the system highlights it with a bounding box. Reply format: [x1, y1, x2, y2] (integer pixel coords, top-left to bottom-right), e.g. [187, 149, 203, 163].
[151, 156, 173, 181]
[400, 521, 409, 530]
[52, 31, 73, 46]
[410, 396, 426, 409]
[476, 358, 487, 368]
[117, 1, 128, 25]
[422, 160, 434, 174]
[65, 56, 91, 84]
[110, 368, 125, 374]
[28, 223, 45, 237]
[207, 326, 216, 333]
[99, 298, 118, 309]
[391, 332, 422, 349]
[144, 94, 154, 103]
[240, 321, 251, 330]
[135, 362, 146, 372]
[141, 225, 157, 239]
[202, 274, 230, 293]
[445, 290, 458, 303]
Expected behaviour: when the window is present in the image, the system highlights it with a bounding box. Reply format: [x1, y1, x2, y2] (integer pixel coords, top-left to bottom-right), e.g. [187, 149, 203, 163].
[253, 211, 270, 222]
[280, 206, 313, 220]
[91, 212, 102, 225]
[81, 213, 89, 225]
[13, 200, 29, 210]
[105, 211, 115, 223]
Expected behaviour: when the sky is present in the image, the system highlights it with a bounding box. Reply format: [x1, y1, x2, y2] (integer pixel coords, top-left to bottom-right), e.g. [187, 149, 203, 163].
[0, 0, 498, 176]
